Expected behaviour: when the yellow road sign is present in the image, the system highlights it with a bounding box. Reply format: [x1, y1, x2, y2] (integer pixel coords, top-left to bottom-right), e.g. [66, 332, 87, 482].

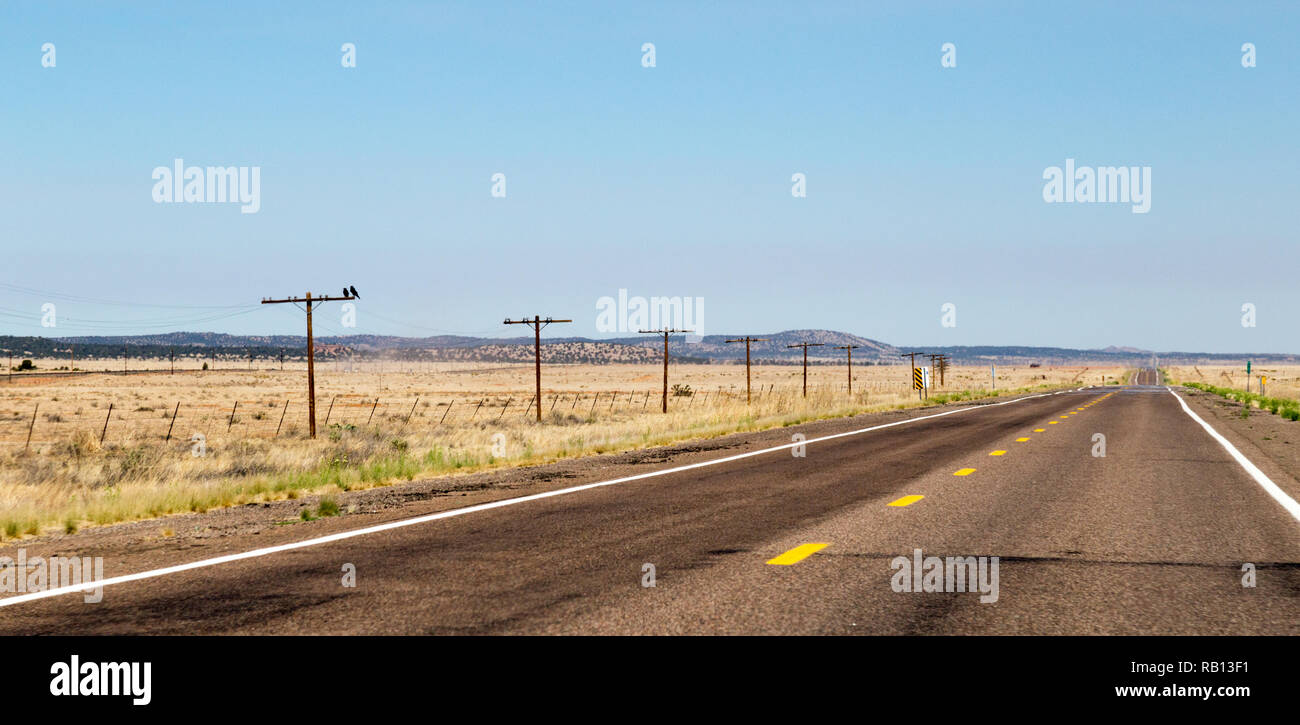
[913, 368, 923, 390]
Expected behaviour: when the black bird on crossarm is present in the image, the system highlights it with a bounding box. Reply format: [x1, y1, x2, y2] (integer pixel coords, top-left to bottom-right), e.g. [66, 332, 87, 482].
[349, 285, 360, 299]
[343, 287, 349, 298]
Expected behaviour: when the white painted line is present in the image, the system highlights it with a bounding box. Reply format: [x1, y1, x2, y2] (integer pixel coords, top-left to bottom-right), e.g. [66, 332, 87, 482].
[1168, 387, 1300, 524]
[0, 390, 1066, 607]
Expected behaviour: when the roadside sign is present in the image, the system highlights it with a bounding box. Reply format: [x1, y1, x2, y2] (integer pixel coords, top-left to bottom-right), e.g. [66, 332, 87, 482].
[913, 368, 923, 390]
[1247, 361, 1252, 374]
[922, 367, 931, 389]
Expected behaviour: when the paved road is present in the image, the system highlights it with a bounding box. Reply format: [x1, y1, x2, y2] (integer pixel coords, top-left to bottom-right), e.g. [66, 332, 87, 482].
[2, 372, 1298, 634]
[1132, 368, 1162, 385]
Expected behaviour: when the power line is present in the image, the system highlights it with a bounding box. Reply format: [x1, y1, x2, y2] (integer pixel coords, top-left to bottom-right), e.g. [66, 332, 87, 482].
[0, 281, 258, 309]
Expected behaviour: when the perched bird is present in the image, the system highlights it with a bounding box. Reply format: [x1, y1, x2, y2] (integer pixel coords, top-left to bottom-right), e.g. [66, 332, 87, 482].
[343, 287, 350, 298]
[349, 285, 360, 299]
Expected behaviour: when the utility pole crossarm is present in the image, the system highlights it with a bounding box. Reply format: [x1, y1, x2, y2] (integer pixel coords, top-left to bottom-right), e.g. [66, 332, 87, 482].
[504, 317, 572, 326]
[262, 295, 354, 305]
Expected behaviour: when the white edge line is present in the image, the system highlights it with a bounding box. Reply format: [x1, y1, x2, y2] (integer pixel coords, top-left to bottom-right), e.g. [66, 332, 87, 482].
[0, 389, 1072, 607]
[1168, 386, 1300, 524]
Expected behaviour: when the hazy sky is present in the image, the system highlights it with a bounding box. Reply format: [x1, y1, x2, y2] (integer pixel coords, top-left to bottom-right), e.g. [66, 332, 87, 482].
[2, 2, 1296, 352]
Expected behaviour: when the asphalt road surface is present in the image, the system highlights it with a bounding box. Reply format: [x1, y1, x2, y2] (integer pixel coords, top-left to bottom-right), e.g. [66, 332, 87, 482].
[3, 371, 1298, 634]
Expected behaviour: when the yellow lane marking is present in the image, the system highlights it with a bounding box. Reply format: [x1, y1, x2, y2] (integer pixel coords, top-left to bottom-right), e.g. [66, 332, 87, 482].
[953, 468, 977, 476]
[888, 495, 925, 507]
[989, 450, 1006, 456]
[1048, 421, 1058, 425]
[1015, 437, 1030, 442]
[1034, 428, 1046, 432]
[1060, 415, 1069, 419]
[767, 542, 830, 566]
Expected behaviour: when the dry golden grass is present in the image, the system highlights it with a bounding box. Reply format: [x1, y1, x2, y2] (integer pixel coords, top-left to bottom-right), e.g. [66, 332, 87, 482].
[0, 361, 1128, 537]
[1166, 364, 1300, 399]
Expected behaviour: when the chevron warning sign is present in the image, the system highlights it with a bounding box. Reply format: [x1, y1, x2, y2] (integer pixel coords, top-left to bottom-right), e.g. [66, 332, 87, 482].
[913, 367, 924, 390]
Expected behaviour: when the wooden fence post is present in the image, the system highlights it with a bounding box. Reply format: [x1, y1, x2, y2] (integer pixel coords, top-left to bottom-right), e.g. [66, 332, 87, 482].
[24, 403, 38, 451]
[275, 400, 289, 437]
[100, 403, 114, 444]
[165, 401, 180, 441]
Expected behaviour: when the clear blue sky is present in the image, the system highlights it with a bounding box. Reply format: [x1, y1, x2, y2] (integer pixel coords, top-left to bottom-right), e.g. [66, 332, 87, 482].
[2, 1, 1296, 352]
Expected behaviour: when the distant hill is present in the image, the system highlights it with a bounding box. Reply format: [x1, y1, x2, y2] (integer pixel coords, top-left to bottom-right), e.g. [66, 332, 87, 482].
[598, 329, 898, 362]
[0, 331, 1295, 366]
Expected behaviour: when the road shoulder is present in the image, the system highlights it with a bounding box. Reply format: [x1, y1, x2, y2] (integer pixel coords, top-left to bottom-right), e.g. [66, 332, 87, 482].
[1175, 386, 1300, 511]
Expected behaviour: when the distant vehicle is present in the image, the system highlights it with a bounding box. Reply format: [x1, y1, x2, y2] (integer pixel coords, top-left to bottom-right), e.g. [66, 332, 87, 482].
[1029, 363, 1041, 368]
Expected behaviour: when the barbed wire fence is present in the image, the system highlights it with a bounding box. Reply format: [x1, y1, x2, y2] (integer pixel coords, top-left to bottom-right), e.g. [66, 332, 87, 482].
[0, 379, 911, 452]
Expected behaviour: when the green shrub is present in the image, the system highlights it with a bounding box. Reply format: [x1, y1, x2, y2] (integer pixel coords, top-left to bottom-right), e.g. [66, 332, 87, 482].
[317, 497, 340, 517]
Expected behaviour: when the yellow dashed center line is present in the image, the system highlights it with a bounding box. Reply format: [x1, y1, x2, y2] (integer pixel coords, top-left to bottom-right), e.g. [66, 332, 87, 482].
[874, 393, 1115, 514]
[888, 495, 925, 507]
[767, 542, 830, 566]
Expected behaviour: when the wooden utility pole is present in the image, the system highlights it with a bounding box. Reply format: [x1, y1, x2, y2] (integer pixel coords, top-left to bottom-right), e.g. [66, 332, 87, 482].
[786, 342, 825, 397]
[926, 353, 950, 387]
[261, 290, 355, 438]
[170, 348, 175, 375]
[725, 337, 768, 404]
[639, 328, 692, 413]
[834, 344, 860, 395]
[504, 315, 571, 422]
